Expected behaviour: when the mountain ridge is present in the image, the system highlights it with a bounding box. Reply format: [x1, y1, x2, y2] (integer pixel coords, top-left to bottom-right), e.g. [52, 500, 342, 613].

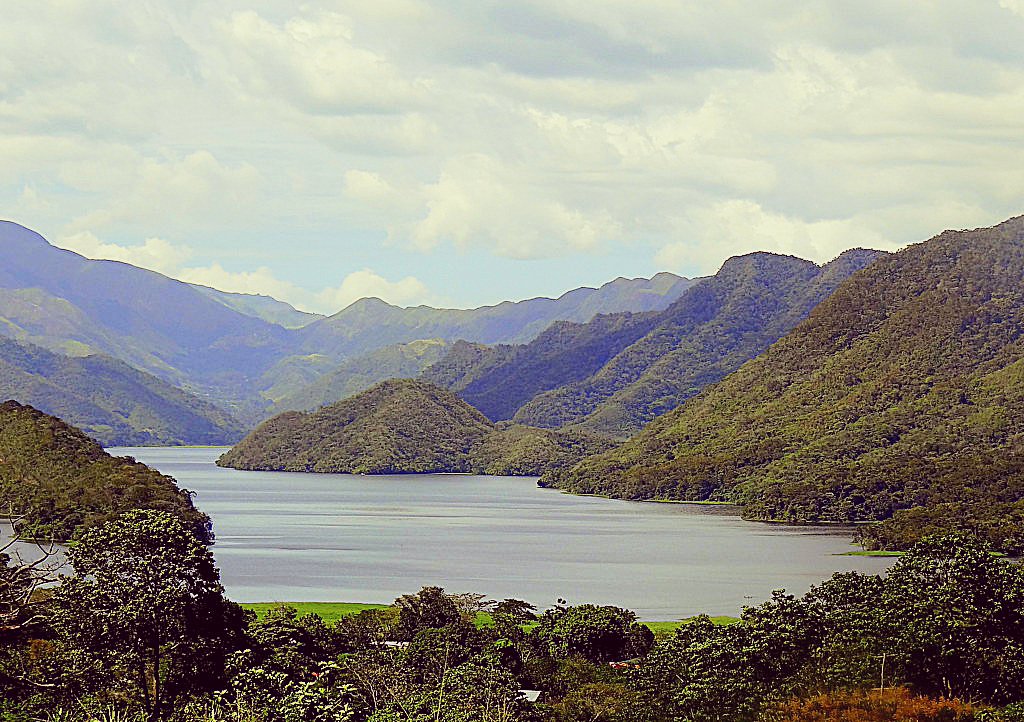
[543, 215, 1024, 551]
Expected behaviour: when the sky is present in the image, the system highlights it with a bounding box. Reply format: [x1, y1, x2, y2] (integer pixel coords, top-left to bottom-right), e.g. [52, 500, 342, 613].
[3, 1, 1024, 314]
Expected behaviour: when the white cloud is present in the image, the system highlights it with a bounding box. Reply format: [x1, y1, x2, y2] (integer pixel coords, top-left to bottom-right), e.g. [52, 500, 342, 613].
[214, 9, 428, 114]
[4, 1, 1024, 307]
[64, 151, 264, 235]
[656, 201, 896, 273]
[400, 154, 623, 258]
[343, 170, 397, 203]
[1000, 0, 1024, 18]
[55, 232, 194, 275]
[317, 269, 431, 310]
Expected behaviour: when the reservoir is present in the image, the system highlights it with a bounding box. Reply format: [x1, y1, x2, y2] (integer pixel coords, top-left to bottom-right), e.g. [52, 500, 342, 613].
[118, 446, 894, 620]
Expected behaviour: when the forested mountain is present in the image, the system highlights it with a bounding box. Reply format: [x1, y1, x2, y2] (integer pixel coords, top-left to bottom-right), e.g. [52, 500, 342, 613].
[294, 273, 693, 359]
[418, 340, 517, 392]
[0, 338, 246, 446]
[0, 400, 211, 541]
[190, 284, 323, 328]
[218, 379, 611, 475]
[545, 216, 1024, 552]
[516, 249, 884, 436]
[426, 311, 662, 422]
[270, 339, 451, 413]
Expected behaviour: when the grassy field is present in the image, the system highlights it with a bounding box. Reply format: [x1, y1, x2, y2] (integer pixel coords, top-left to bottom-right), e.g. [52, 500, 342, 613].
[835, 550, 905, 557]
[240, 602, 741, 633]
[242, 602, 390, 625]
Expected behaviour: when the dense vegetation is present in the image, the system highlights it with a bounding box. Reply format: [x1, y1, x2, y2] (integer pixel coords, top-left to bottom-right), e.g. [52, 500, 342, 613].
[271, 339, 451, 413]
[4, 512, 1024, 722]
[0, 401, 211, 541]
[220, 380, 612, 475]
[439, 312, 662, 422]
[0, 338, 246, 446]
[546, 217, 1024, 552]
[516, 249, 883, 437]
[419, 340, 517, 392]
[469, 424, 616, 476]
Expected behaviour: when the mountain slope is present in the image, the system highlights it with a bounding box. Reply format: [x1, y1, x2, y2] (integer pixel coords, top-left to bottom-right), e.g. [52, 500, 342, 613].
[419, 340, 517, 392]
[544, 216, 1024, 549]
[436, 311, 662, 422]
[0, 221, 291, 417]
[296, 273, 694, 359]
[270, 339, 451, 413]
[0, 338, 246, 446]
[190, 284, 323, 328]
[515, 249, 884, 436]
[218, 379, 495, 473]
[0, 222, 694, 422]
[218, 379, 611, 475]
[0, 401, 211, 541]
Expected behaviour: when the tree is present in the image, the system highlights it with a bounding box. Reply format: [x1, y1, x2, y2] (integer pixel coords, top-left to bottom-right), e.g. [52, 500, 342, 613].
[394, 586, 463, 641]
[535, 603, 653, 664]
[49, 510, 246, 721]
[881, 534, 1024, 703]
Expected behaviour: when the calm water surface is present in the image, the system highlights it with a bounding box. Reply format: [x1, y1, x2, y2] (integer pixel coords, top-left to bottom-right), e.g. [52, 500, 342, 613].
[116, 447, 894, 620]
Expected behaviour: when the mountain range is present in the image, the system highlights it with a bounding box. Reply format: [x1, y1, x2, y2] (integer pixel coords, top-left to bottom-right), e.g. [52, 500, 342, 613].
[544, 216, 1024, 552]
[0, 221, 695, 430]
[424, 249, 884, 438]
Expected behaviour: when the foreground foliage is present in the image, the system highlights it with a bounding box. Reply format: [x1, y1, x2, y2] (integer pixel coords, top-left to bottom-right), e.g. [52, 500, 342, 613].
[3, 521, 1024, 722]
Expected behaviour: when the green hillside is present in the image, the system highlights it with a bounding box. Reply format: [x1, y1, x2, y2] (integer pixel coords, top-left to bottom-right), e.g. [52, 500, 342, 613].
[516, 249, 884, 437]
[419, 340, 517, 392]
[270, 339, 451, 413]
[0, 400, 211, 541]
[0, 338, 246, 446]
[219, 379, 611, 475]
[543, 216, 1024, 552]
[218, 379, 495, 473]
[446, 311, 661, 422]
[469, 423, 616, 476]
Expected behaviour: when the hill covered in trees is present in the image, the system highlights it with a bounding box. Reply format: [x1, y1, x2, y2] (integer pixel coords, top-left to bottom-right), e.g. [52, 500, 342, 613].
[0, 338, 246, 446]
[544, 216, 1024, 552]
[0, 401, 211, 541]
[424, 312, 662, 422]
[269, 339, 451, 413]
[218, 379, 611, 475]
[516, 249, 884, 436]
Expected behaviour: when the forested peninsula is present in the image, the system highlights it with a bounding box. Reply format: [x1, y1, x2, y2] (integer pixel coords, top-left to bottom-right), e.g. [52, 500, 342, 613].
[217, 378, 613, 475]
[0, 400, 211, 541]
